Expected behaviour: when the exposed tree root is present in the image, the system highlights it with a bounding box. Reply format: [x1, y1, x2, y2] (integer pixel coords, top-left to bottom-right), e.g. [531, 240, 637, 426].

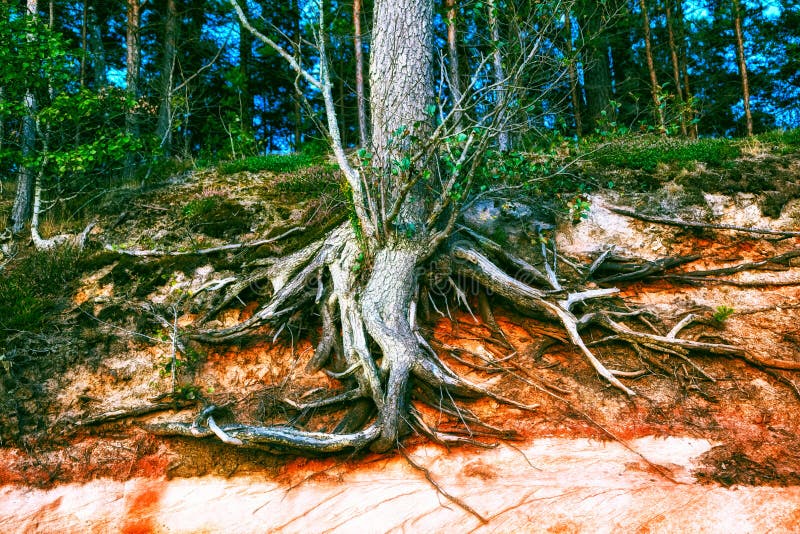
[95, 213, 800, 457]
[610, 206, 800, 238]
[104, 226, 305, 257]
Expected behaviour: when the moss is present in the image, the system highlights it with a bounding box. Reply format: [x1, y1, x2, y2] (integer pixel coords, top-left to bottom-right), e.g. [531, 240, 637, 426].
[182, 196, 251, 238]
[101, 254, 208, 298]
[589, 136, 741, 173]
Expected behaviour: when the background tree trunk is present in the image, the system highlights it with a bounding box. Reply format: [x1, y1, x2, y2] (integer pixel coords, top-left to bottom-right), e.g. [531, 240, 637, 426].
[10, 0, 38, 233]
[446, 0, 462, 129]
[564, 9, 582, 137]
[639, 0, 665, 132]
[353, 0, 368, 147]
[487, 0, 508, 151]
[579, 2, 612, 133]
[156, 0, 178, 156]
[239, 0, 252, 135]
[732, 0, 753, 136]
[124, 0, 141, 178]
[665, 0, 686, 136]
[87, 3, 107, 86]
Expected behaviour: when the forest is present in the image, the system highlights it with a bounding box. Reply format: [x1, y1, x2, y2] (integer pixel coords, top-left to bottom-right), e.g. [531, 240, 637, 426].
[1, 0, 800, 530]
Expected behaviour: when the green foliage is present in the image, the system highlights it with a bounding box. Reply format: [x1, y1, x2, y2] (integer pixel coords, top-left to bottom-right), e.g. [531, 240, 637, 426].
[220, 152, 323, 175]
[0, 247, 84, 334]
[713, 305, 735, 323]
[589, 136, 741, 172]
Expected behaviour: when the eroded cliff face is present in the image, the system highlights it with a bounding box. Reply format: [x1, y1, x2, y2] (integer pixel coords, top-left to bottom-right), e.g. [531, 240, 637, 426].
[2, 160, 800, 531]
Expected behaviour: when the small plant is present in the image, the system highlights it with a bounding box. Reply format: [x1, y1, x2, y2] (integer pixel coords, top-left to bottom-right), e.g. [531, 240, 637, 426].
[713, 305, 735, 323]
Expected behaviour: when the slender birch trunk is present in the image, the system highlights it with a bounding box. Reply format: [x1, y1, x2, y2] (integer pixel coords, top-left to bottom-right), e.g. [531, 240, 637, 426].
[10, 0, 38, 233]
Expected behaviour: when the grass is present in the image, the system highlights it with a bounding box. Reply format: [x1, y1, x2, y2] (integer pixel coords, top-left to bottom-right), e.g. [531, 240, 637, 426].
[219, 152, 323, 175]
[0, 246, 84, 334]
[587, 135, 741, 172]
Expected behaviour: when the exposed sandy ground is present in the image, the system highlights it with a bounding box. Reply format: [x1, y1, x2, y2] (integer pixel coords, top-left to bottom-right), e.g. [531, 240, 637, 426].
[3, 436, 800, 534]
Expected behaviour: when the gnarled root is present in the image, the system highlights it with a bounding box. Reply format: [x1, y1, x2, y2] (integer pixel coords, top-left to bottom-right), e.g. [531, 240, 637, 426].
[139, 223, 778, 455]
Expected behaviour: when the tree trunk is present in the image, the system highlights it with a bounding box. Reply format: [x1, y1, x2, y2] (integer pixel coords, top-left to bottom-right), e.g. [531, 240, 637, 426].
[156, 0, 178, 156]
[445, 0, 463, 129]
[293, 0, 302, 150]
[638, 0, 665, 133]
[487, 0, 508, 151]
[369, 0, 433, 166]
[125, 0, 141, 178]
[10, 0, 38, 234]
[353, 0, 368, 147]
[239, 0, 252, 135]
[88, 3, 107, 86]
[80, 0, 87, 87]
[665, 0, 686, 136]
[675, 0, 697, 137]
[366, 0, 434, 449]
[579, 2, 612, 132]
[732, 0, 753, 136]
[564, 9, 582, 137]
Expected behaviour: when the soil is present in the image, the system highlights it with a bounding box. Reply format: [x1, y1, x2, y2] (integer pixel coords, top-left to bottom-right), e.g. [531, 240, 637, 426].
[2, 154, 800, 531]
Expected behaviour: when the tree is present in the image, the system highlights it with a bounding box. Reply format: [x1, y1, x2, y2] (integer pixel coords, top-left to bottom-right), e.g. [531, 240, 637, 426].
[156, 0, 178, 155]
[563, 6, 582, 137]
[10, 0, 38, 234]
[732, 0, 753, 135]
[665, 0, 687, 136]
[487, 0, 508, 151]
[144, 0, 750, 456]
[637, 0, 665, 132]
[578, 0, 613, 132]
[445, 0, 462, 130]
[124, 0, 141, 178]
